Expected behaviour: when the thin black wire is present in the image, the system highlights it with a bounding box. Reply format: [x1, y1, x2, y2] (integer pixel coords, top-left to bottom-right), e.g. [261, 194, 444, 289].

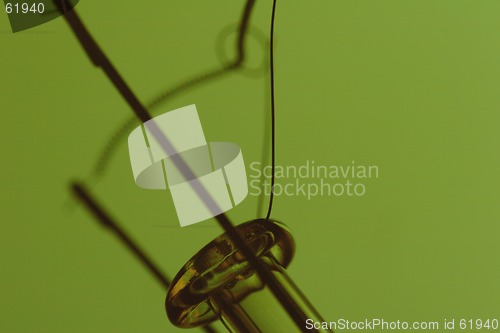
[256, 65, 271, 217]
[56, 1, 316, 331]
[266, 0, 277, 221]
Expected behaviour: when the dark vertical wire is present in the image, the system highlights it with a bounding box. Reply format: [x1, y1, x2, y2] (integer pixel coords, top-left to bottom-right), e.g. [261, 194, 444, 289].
[266, 0, 277, 221]
[256, 61, 271, 217]
[57, 1, 316, 331]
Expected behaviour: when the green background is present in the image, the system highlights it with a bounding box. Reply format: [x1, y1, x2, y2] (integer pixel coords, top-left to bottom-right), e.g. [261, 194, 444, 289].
[1, 1, 499, 332]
